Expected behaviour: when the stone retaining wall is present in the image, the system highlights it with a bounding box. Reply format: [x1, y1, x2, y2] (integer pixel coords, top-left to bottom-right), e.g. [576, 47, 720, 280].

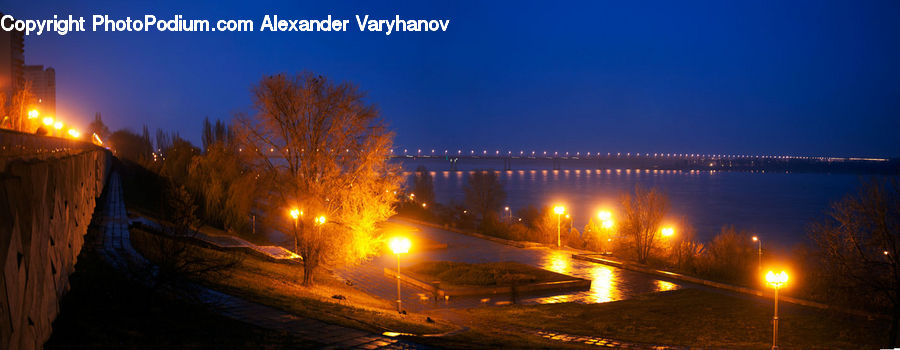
[0, 147, 110, 350]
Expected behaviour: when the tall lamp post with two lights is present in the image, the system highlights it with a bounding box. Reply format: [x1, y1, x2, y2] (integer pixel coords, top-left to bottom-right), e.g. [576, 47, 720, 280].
[766, 270, 789, 350]
[553, 205, 566, 248]
[289, 209, 302, 253]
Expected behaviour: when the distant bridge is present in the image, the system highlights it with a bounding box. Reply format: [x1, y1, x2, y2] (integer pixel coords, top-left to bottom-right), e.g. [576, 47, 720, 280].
[389, 149, 897, 174]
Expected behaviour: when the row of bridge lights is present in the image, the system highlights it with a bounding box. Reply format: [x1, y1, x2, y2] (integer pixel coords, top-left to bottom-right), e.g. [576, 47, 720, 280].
[389, 148, 827, 160]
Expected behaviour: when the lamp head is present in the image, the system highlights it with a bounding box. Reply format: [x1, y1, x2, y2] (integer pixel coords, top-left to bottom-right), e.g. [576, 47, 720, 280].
[389, 237, 411, 254]
[597, 211, 611, 221]
[765, 270, 789, 288]
[661, 227, 675, 237]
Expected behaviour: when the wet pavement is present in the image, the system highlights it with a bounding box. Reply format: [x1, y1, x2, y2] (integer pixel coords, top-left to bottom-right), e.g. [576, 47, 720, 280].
[333, 219, 698, 311]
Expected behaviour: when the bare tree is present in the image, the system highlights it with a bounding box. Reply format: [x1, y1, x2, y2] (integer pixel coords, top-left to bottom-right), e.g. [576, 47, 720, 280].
[160, 137, 198, 185]
[583, 218, 609, 252]
[88, 113, 111, 140]
[669, 218, 703, 271]
[1, 82, 36, 132]
[155, 128, 171, 154]
[144, 182, 240, 290]
[236, 72, 401, 285]
[464, 170, 506, 223]
[701, 225, 754, 284]
[109, 129, 153, 164]
[188, 120, 256, 236]
[619, 184, 669, 264]
[809, 178, 900, 347]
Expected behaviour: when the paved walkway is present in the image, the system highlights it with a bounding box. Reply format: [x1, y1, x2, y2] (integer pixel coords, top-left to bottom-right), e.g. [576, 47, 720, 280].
[130, 216, 301, 261]
[333, 219, 702, 312]
[92, 173, 427, 349]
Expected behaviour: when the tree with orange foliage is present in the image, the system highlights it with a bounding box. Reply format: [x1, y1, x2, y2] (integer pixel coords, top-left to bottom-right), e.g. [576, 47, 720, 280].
[236, 72, 401, 285]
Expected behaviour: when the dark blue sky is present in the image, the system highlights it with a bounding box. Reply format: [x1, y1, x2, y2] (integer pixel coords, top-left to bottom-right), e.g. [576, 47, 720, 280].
[7, 1, 900, 157]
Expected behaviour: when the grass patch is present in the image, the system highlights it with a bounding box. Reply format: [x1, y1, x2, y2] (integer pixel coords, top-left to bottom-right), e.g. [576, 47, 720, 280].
[47, 227, 310, 349]
[130, 227, 452, 336]
[465, 288, 888, 349]
[406, 261, 573, 286]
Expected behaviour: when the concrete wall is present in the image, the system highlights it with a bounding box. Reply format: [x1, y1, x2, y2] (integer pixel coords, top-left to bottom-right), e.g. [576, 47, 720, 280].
[0, 146, 110, 350]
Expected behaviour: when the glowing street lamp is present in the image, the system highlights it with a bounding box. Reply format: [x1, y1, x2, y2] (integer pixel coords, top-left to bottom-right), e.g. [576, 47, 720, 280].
[553, 205, 566, 248]
[42, 116, 54, 126]
[504, 206, 511, 222]
[597, 210, 611, 222]
[660, 226, 675, 237]
[289, 208, 301, 252]
[765, 270, 789, 350]
[598, 211, 614, 254]
[28, 109, 39, 119]
[53, 121, 63, 130]
[389, 237, 411, 313]
[752, 236, 762, 274]
[67, 129, 81, 139]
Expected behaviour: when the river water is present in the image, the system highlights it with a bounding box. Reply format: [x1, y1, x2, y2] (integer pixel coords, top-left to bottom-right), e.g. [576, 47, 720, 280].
[395, 158, 876, 249]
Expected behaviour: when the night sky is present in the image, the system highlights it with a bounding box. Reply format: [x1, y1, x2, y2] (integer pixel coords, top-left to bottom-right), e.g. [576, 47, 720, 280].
[7, 1, 900, 157]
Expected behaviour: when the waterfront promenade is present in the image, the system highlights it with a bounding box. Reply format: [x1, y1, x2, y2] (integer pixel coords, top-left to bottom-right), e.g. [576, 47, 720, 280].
[333, 219, 697, 311]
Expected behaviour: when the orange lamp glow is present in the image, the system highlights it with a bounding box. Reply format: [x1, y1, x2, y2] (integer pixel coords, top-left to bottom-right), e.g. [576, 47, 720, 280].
[389, 237, 411, 254]
[554, 205, 565, 215]
[661, 227, 675, 237]
[765, 270, 789, 288]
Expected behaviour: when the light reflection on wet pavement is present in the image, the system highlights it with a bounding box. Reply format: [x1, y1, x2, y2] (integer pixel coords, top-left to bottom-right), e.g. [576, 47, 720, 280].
[333, 219, 699, 311]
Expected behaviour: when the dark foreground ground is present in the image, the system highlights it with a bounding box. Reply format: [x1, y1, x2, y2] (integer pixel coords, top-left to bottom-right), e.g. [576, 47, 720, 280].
[45, 224, 316, 349]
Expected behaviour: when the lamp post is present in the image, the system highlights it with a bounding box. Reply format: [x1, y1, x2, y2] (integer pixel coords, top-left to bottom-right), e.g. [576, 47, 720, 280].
[289, 209, 301, 253]
[504, 206, 511, 223]
[389, 237, 411, 313]
[765, 270, 789, 350]
[752, 236, 761, 274]
[598, 211, 614, 254]
[553, 205, 566, 248]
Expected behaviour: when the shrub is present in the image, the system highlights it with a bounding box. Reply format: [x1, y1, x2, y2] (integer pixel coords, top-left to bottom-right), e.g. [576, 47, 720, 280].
[697, 226, 755, 285]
